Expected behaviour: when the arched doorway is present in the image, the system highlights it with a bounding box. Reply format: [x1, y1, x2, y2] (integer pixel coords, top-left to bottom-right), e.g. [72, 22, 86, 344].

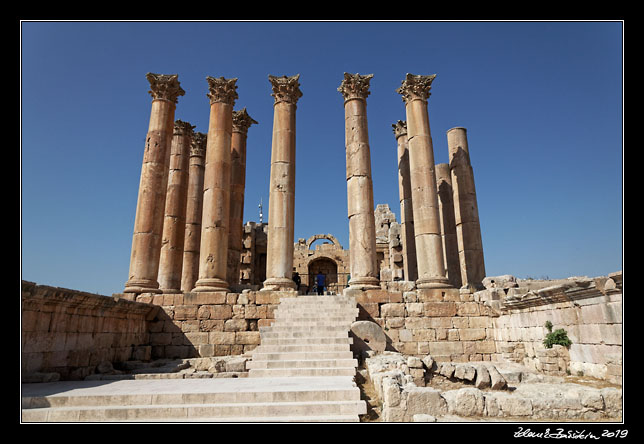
[307, 257, 339, 294]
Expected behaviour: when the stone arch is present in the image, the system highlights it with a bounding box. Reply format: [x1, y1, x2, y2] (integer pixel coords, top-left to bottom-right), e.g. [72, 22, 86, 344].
[306, 233, 342, 250]
[307, 256, 339, 294]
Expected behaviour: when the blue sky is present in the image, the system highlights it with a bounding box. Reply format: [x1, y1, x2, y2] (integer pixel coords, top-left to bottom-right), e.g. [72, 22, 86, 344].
[20, 21, 623, 296]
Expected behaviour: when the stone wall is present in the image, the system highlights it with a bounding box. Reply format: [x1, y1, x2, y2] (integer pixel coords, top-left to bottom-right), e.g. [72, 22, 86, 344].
[348, 285, 499, 362]
[21, 281, 155, 381]
[129, 290, 292, 360]
[483, 271, 622, 383]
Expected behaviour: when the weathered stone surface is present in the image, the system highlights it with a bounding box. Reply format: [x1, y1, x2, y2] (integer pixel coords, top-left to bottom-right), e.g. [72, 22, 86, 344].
[404, 386, 448, 418]
[443, 387, 485, 416]
[453, 363, 476, 381]
[486, 364, 508, 390]
[351, 320, 387, 353]
[474, 364, 491, 389]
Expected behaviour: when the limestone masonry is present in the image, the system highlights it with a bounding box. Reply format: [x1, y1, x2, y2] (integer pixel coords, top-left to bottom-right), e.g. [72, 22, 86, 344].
[22, 72, 622, 422]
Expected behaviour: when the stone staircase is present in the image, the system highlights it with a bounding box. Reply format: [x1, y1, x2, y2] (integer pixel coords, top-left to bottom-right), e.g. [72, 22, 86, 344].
[21, 294, 366, 423]
[248, 295, 361, 378]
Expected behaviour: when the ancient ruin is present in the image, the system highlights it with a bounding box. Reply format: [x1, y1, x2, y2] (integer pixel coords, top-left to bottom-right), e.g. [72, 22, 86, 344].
[21, 72, 623, 423]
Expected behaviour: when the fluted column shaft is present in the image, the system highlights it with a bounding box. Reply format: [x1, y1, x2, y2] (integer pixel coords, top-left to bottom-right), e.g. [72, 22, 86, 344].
[436, 162, 462, 288]
[393, 120, 418, 282]
[447, 127, 486, 290]
[338, 73, 380, 289]
[124, 73, 184, 294]
[193, 77, 238, 292]
[396, 74, 451, 289]
[158, 120, 194, 293]
[180, 132, 207, 292]
[263, 74, 302, 291]
[227, 109, 257, 286]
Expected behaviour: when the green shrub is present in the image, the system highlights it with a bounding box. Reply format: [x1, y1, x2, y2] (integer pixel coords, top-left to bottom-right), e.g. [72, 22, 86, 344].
[543, 321, 572, 349]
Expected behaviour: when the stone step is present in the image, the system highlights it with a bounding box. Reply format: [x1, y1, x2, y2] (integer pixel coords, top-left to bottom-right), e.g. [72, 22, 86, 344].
[252, 344, 352, 353]
[246, 359, 358, 370]
[259, 322, 351, 334]
[248, 367, 358, 378]
[251, 351, 355, 361]
[22, 400, 367, 422]
[23, 387, 361, 408]
[274, 308, 358, 315]
[21, 377, 366, 423]
[259, 332, 352, 341]
[259, 337, 353, 346]
[272, 314, 358, 321]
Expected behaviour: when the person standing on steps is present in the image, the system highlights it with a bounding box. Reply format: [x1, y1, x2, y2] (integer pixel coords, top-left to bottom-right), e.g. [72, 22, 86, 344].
[316, 272, 326, 295]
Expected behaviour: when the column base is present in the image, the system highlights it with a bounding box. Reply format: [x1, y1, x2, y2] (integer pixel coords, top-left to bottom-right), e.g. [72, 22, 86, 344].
[348, 276, 381, 290]
[161, 288, 183, 294]
[261, 277, 296, 291]
[123, 278, 162, 294]
[192, 278, 230, 293]
[416, 276, 453, 289]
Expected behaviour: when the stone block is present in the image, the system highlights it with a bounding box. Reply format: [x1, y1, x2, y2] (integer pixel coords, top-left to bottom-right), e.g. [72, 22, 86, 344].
[360, 289, 403, 303]
[209, 331, 235, 345]
[235, 331, 260, 345]
[208, 305, 233, 320]
[459, 328, 487, 341]
[184, 332, 208, 346]
[405, 302, 424, 317]
[423, 302, 457, 317]
[454, 364, 476, 381]
[457, 302, 481, 316]
[357, 302, 379, 319]
[416, 289, 445, 302]
[174, 305, 198, 320]
[381, 303, 405, 317]
[443, 388, 484, 416]
[404, 387, 448, 417]
[224, 319, 248, 332]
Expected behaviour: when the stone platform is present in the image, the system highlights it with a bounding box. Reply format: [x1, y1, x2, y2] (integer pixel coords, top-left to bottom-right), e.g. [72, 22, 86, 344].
[21, 376, 364, 422]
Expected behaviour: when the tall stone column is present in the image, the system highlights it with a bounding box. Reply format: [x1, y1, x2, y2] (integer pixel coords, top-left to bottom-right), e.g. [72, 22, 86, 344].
[124, 73, 185, 294]
[262, 74, 302, 291]
[158, 120, 194, 293]
[396, 73, 451, 289]
[393, 120, 418, 282]
[447, 127, 486, 290]
[193, 76, 238, 292]
[436, 162, 462, 288]
[227, 108, 257, 286]
[181, 132, 207, 292]
[338, 73, 380, 289]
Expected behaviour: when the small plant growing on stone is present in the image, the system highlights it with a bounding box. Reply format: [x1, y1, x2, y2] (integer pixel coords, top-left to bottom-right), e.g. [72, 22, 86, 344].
[543, 321, 572, 349]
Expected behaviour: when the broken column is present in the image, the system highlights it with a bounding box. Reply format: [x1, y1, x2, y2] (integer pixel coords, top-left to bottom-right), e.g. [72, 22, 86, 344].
[193, 76, 238, 292]
[262, 74, 302, 291]
[158, 120, 194, 293]
[393, 120, 418, 282]
[227, 108, 257, 286]
[396, 73, 451, 289]
[436, 162, 462, 288]
[447, 127, 486, 290]
[124, 73, 185, 294]
[180, 132, 207, 292]
[338, 72, 380, 289]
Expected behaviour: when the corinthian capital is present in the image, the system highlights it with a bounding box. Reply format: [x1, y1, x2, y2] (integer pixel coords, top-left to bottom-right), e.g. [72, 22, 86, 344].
[396, 73, 437, 104]
[268, 74, 303, 105]
[337, 72, 374, 102]
[174, 120, 196, 136]
[206, 76, 239, 105]
[146, 72, 185, 104]
[190, 132, 207, 158]
[232, 108, 258, 134]
[392, 120, 407, 139]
